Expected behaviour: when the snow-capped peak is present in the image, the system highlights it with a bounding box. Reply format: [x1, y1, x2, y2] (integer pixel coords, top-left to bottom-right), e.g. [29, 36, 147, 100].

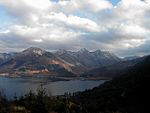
[22, 47, 45, 56]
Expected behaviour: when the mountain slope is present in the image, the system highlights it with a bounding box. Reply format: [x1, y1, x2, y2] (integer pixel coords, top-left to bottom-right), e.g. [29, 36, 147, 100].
[123, 56, 140, 61]
[73, 55, 150, 113]
[0, 47, 75, 77]
[82, 56, 145, 78]
[0, 53, 16, 64]
[55, 48, 121, 74]
[0, 47, 121, 76]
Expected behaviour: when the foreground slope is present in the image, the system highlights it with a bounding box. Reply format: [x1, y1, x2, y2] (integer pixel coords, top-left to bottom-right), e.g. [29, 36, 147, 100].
[74, 55, 150, 113]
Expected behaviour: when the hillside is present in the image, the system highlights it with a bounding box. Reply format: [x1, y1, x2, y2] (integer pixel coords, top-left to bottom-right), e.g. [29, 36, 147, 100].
[55, 48, 121, 68]
[0, 47, 75, 77]
[0, 47, 121, 76]
[82, 56, 145, 78]
[73, 55, 150, 113]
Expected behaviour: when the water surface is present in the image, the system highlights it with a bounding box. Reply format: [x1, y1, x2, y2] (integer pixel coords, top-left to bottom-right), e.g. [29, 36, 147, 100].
[0, 77, 105, 99]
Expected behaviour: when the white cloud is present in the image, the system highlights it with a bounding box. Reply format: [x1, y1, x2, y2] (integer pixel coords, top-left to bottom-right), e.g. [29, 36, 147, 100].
[0, 30, 10, 34]
[24, 0, 51, 10]
[84, 0, 112, 12]
[0, 0, 150, 56]
[57, 0, 112, 13]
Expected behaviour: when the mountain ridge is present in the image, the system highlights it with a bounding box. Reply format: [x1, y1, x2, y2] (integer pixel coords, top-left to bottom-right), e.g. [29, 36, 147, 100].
[82, 55, 145, 78]
[0, 47, 121, 76]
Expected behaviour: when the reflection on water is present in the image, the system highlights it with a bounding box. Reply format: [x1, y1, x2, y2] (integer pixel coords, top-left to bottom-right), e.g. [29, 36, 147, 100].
[0, 77, 105, 99]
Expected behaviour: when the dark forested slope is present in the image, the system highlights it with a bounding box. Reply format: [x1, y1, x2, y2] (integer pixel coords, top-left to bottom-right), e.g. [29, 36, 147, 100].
[73, 55, 150, 113]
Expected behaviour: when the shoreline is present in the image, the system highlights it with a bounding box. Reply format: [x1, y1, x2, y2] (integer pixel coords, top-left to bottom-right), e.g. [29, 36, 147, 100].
[0, 75, 111, 81]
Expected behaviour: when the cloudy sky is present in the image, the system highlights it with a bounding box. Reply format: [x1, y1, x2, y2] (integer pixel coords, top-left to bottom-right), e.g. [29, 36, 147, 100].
[0, 0, 150, 56]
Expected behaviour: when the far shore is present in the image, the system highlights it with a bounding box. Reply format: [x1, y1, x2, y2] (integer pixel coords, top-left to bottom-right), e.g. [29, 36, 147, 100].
[0, 74, 111, 81]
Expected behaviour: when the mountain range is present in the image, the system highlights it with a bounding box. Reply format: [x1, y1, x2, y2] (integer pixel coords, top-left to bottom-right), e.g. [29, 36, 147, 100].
[82, 55, 144, 78]
[0, 47, 121, 77]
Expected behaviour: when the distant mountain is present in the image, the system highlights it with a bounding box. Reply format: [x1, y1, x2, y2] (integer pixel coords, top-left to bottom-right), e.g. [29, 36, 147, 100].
[55, 48, 121, 74]
[73, 55, 150, 113]
[123, 56, 140, 61]
[0, 47, 121, 76]
[0, 47, 75, 77]
[82, 56, 145, 78]
[0, 53, 16, 64]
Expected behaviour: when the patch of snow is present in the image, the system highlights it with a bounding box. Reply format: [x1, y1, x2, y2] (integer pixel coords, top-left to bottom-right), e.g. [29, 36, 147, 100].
[33, 50, 43, 56]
